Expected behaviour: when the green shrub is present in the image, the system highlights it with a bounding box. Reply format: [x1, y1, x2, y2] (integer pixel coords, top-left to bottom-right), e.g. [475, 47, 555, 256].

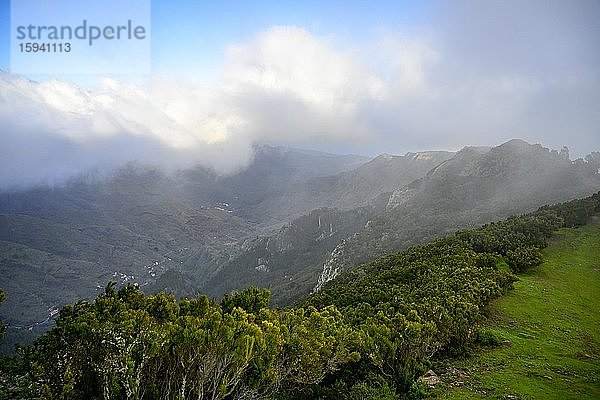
[476, 328, 503, 348]
[407, 380, 432, 399]
[506, 246, 543, 272]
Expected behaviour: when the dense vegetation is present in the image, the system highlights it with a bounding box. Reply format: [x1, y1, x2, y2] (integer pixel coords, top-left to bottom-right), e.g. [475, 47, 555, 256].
[438, 221, 600, 399]
[0, 192, 598, 399]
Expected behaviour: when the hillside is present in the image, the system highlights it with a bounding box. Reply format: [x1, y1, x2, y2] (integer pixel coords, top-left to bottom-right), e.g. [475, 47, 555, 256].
[177, 145, 370, 225]
[0, 143, 454, 351]
[436, 220, 600, 399]
[0, 193, 597, 399]
[316, 140, 600, 292]
[254, 150, 455, 223]
[195, 141, 600, 305]
[197, 206, 382, 306]
[0, 192, 600, 400]
[1, 140, 599, 353]
[135, 150, 456, 304]
[0, 146, 368, 352]
[0, 169, 256, 351]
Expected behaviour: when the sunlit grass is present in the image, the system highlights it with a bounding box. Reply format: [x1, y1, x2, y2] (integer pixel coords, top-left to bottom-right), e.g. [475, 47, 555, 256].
[437, 222, 600, 400]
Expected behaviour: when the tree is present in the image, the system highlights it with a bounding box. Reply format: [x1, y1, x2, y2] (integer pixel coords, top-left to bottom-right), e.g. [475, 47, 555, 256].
[221, 286, 271, 315]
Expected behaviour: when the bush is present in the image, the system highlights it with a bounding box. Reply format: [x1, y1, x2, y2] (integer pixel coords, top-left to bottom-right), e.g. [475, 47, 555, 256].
[476, 328, 503, 348]
[506, 246, 543, 272]
[407, 380, 432, 399]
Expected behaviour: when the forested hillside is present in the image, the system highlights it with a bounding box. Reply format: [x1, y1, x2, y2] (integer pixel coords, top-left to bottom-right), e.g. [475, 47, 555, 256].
[199, 206, 382, 306]
[195, 141, 600, 307]
[1, 193, 597, 399]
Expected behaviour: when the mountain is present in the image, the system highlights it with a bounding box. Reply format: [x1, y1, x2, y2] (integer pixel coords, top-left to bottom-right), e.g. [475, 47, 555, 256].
[175, 145, 370, 225]
[177, 151, 454, 305]
[0, 168, 253, 351]
[255, 151, 455, 223]
[0, 146, 368, 352]
[197, 206, 381, 306]
[315, 139, 600, 290]
[1, 139, 599, 353]
[198, 140, 599, 305]
[8, 193, 597, 399]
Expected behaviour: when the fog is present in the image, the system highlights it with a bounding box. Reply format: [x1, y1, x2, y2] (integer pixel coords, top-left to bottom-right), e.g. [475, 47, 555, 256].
[1, 0, 599, 190]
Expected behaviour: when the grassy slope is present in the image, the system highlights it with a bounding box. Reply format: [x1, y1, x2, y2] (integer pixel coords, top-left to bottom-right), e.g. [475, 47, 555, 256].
[436, 222, 600, 400]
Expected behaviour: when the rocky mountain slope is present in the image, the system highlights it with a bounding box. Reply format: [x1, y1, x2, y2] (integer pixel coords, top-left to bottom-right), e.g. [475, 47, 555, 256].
[254, 151, 454, 223]
[188, 141, 599, 306]
[1, 140, 598, 352]
[197, 206, 382, 306]
[315, 140, 600, 291]
[163, 150, 456, 304]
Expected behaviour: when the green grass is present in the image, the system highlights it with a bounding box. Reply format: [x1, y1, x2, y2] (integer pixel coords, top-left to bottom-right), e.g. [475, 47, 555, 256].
[436, 222, 600, 400]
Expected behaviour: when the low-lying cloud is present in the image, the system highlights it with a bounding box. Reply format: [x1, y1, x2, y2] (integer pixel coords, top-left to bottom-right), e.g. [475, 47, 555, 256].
[1, 1, 599, 190]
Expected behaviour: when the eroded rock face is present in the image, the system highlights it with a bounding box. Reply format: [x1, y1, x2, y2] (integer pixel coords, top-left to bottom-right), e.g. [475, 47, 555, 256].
[313, 237, 349, 292]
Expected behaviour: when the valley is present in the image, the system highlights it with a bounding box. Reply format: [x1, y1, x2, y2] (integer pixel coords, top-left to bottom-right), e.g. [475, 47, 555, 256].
[0, 140, 599, 353]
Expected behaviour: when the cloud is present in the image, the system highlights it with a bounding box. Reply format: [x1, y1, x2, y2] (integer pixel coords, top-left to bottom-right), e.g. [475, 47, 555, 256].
[0, 73, 255, 189]
[418, 0, 600, 150]
[1, 26, 392, 189]
[356, 1, 600, 153]
[220, 26, 386, 143]
[1, 4, 600, 189]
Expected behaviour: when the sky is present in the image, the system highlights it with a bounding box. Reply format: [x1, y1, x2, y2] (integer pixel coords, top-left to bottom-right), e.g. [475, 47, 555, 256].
[0, 0, 599, 189]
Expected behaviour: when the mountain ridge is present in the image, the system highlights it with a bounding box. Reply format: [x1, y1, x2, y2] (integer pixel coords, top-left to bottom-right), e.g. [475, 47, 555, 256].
[1, 139, 599, 352]
[315, 140, 600, 291]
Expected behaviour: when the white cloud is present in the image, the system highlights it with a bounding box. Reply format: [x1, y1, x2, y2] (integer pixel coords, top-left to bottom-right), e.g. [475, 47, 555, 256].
[1, 26, 395, 189]
[373, 32, 440, 98]
[220, 26, 386, 143]
[1, 10, 599, 190]
[224, 27, 384, 108]
[0, 74, 254, 189]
